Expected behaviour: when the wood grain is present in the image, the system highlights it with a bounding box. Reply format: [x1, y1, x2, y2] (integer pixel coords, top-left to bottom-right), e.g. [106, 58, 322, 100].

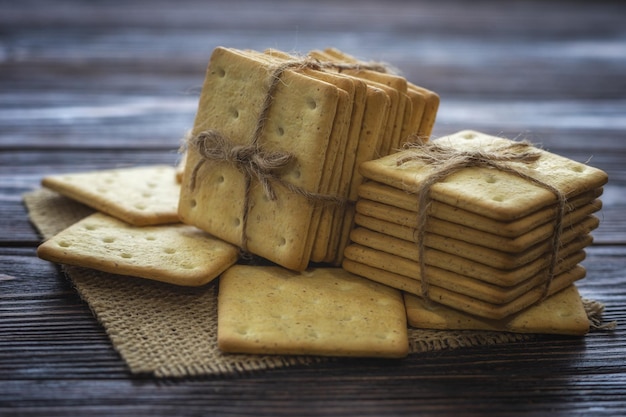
[1, 0, 625, 415]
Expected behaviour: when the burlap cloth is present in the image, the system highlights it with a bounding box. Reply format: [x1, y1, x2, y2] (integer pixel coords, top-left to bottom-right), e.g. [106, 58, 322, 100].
[23, 187, 609, 378]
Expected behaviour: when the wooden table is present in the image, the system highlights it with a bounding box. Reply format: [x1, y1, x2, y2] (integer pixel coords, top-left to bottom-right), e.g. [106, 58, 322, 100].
[2, 1, 625, 415]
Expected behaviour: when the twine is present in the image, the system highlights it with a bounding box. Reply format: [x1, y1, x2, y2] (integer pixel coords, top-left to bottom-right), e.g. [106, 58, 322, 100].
[397, 139, 566, 304]
[186, 57, 381, 252]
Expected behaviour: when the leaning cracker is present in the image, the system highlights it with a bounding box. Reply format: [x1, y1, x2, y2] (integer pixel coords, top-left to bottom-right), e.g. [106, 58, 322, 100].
[178, 47, 339, 270]
[259, 50, 357, 262]
[217, 266, 408, 358]
[37, 212, 239, 286]
[42, 165, 180, 226]
[406, 82, 439, 141]
[404, 285, 590, 336]
[322, 47, 438, 144]
[331, 84, 391, 264]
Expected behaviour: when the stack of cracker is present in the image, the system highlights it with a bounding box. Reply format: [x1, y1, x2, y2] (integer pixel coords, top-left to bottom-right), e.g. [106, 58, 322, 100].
[343, 130, 608, 321]
[177, 46, 439, 270]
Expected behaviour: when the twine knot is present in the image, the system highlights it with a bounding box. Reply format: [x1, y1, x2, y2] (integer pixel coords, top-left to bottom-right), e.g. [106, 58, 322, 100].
[183, 54, 389, 254]
[398, 138, 565, 305]
[189, 130, 295, 201]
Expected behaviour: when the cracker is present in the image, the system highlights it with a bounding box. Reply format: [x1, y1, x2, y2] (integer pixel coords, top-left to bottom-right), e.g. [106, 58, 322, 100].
[356, 197, 602, 252]
[358, 180, 603, 238]
[343, 241, 585, 303]
[321, 47, 439, 144]
[331, 84, 391, 264]
[350, 226, 591, 286]
[404, 285, 590, 336]
[37, 212, 239, 286]
[42, 165, 180, 226]
[217, 265, 408, 358]
[400, 88, 426, 144]
[309, 49, 399, 157]
[342, 258, 586, 319]
[359, 130, 609, 221]
[354, 213, 599, 270]
[256, 48, 356, 262]
[406, 82, 439, 141]
[178, 47, 340, 270]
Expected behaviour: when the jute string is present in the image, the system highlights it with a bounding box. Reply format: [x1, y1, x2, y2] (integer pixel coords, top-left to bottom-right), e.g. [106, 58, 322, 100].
[185, 58, 385, 252]
[397, 139, 567, 303]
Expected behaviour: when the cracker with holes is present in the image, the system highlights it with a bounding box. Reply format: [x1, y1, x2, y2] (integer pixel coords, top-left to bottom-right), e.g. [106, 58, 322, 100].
[178, 47, 342, 271]
[217, 265, 408, 358]
[358, 130, 608, 221]
[257, 48, 361, 263]
[42, 165, 180, 226]
[37, 212, 239, 286]
[259, 49, 374, 263]
[343, 130, 607, 319]
[317, 47, 439, 146]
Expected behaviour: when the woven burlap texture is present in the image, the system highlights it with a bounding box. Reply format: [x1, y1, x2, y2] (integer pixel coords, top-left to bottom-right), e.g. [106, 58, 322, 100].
[24, 187, 533, 378]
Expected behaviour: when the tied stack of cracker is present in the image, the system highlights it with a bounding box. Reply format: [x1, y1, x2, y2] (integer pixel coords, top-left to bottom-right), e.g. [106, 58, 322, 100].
[343, 130, 608, 333]
[178, 46, 439, 271]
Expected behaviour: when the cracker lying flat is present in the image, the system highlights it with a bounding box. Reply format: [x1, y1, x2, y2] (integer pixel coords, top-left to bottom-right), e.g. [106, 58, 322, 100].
[350, 226, 591, 286]
[342, 258, 586, 319]
[359, 130, 609, 221]
[343, 242, 585, 304]
[354, 212, 599, 270]
[217, 266, 408, 358]
[42, 165, 180, 226]
[358, 180, 603, 238]
[37, 212, 239, 286]
[404, 285, 590, 336]
[356, 197, 602, 253]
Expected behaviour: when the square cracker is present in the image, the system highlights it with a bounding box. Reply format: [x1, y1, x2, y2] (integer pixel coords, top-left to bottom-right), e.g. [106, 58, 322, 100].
[178, 47, 340, 270]
[355, 197, 602, 253]
[331, 84, 392, 264]
[37, 212, 239, 286]
[321, 47, 439, 144]
[350, 225, 592, 287]
[42, 165, 180, 226]
[343, 242, 585, 304]
[404, 285, 590, 336]
[359, 130, 609, 221]
[259, 48, 361, 262]
[217, 265, 408, 358]
[358, 180, 603, 238]
[353, 212, 599, 270]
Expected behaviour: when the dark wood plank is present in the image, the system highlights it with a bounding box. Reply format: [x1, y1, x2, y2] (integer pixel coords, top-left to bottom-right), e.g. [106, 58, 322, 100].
[1, 245, 625, 415]
[2, 0, 626, 415]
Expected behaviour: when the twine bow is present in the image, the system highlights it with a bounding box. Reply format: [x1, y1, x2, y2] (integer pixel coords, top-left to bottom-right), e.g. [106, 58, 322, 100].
[398, 138, 566, 304]
[188, 130, 295, 201]
[186, 56, 383, 252]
